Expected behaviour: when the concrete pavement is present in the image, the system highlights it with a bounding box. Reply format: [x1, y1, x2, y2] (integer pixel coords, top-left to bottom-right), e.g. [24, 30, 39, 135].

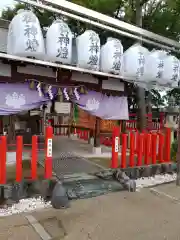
[1, 182, 180, 239]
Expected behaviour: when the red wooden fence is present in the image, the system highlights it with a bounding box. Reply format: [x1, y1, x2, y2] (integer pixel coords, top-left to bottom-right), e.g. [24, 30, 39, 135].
[111, 127, 171, 169]
[126, 113, 165, 131]
[0, 126, 53, 184]
[0, 121, 171, 185]
[60, 125, 172, 169]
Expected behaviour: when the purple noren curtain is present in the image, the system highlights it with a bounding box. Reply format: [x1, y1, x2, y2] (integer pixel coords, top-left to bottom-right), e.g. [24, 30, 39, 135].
[72, 91, 129, 120]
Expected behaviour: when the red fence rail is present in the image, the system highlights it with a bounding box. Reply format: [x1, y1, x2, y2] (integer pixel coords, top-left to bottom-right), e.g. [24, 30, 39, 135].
[126, 113, 165, 131]
[111, 127, 171, 169]
[0, 126, 53, 184]
[51, 112, 166, 147]
[53, 124, 172, 170]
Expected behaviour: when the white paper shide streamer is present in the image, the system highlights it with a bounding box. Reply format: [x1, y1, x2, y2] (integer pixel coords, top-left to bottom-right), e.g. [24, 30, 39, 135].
[48, 85, 53, 99]
[37, 82, 43, 97]
[74, 87, 80, 100]
[63, 88, 70, 100]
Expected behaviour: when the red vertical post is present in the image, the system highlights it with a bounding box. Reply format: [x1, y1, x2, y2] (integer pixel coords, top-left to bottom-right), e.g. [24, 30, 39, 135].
[135, 131, 139, 154]
[121, 134, 127, 169]
[31, 135, 38, 180]
[84, 131, 88, 141]
[158, 133, 164, 163]
[16, 136, 23, 182]
[81, 130, 84, 139]
[111, 126, 120, 168]
[45, 126, 53, 179]
[144, 133, 151, 165]
[149, 133, 152, 157]
[87, 131, 89, 141]
[164, 128, 171, 162]
[142, 130, 146, 156]
[84, 131, 87, 140]
[151, 133, 157, 164]
[0, 136, 6, 184]
[129, 132, 135, 167]
[80, 130, 83, 139]
[136, 133, 144, 166]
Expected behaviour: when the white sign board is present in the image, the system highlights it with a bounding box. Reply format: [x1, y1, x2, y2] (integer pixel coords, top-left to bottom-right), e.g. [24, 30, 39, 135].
[47, 138, 52, 157]
[102, 79, 124, 91]
[54, 102, 71, 114]
[30, 110, 41, 116]
[115, 137, 119, 152]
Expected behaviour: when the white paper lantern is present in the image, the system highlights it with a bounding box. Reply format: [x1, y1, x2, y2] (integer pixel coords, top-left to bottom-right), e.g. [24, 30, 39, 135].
[143, 50, 167, 84]
[7, 9, 45, 58]
[123, 43, 149, 81]
[46, 19, 72, 64]
[76, 30, 100, 70]
[163, 55, 179, 86]
[100, 38, 123, 74]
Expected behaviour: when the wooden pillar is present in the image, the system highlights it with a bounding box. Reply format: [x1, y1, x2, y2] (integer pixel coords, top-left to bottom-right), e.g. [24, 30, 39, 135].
[94, 117, 101, 147]
[56, 69, 72, 136]
[121, 82, 128, 134]
[119, 83, 128, 145]
[9, 64, 18, 144]
[94, 78, 102, 148]
[136, 0, 147, 131]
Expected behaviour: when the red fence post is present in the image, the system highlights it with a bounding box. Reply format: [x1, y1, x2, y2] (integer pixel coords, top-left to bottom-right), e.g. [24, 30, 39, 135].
[0, 136, 6, 184]
[45, 126, 53, 179]
[16, 136, 23, 182]
[144, 133, 151, 165]
[142, 130, 146, 156]
[31, 135, 38, 180]
[135, 131, 139, 154]
[121, 134, 127, 169]
[111, 126, 120, 168]
[149, 133, 152, 157]
[164, 128, 171, 162]
[136, 133, 144, 166]
[129, 132, 135, 167]
[158, 133, 164, 163]
[151, 134, 157, 164]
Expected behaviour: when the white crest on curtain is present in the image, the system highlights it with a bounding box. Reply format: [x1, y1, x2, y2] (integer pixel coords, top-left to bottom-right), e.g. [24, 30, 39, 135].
[86, 98, 100, 111]
[5, 92, 26, 108]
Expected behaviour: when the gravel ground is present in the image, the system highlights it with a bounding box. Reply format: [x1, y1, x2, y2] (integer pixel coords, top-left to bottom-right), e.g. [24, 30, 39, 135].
[0, 197, 51, 217]
[136, 173, 176, 190]
[0, 173, 176, 217]
[1, 182, 180, 240]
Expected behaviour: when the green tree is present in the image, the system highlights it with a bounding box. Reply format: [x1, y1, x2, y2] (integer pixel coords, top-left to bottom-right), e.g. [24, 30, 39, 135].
[1, 4, 25, 20]
[2, 0, 180, 47]
[164, 88, 180, 106]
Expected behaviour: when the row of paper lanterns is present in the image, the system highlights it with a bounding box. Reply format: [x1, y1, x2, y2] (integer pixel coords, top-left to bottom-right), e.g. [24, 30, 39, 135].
[7, 9, 180, 87]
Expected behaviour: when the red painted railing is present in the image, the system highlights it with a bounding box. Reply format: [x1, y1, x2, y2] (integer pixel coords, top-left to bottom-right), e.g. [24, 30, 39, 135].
[126, 113, 165, 131]
[0, 126, 53, 184]
[111, 127, 171, 169]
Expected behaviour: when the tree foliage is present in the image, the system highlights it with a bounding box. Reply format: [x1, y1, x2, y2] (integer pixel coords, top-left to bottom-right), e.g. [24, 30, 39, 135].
[1, 0, 180, 108]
